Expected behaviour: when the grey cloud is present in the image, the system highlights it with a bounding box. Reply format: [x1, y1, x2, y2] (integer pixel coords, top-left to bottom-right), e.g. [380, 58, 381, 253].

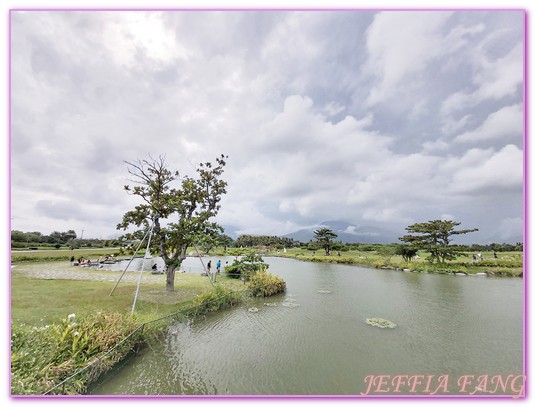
[35, 199, 85, 221]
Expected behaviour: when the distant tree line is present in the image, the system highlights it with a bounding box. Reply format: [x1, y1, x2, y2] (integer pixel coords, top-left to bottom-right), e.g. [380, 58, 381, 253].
[12, 226, 523, 256]
[11, 230, 122, 249]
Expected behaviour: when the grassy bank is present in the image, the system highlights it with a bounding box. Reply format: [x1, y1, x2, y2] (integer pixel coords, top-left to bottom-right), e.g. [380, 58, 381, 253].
[274, 248, 523, 277]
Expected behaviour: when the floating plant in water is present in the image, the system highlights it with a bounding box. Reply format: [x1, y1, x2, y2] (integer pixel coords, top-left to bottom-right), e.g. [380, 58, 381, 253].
[316, 290, 332, 294]
[365, 318, 397, 329]
[248, 307, 259, 313]
[281, 302, 300, 308]
[264, 303, 277, 307]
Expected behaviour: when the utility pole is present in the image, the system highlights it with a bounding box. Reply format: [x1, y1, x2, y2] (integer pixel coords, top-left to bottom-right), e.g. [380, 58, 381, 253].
[80, 229, 84, 240]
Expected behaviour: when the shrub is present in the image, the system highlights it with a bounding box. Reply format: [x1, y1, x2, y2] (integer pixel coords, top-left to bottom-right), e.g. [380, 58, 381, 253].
[224, 252, 269, 280]
[11, 241, 27, 248]
[395, 245, 418, 261]
[224, 264, 241, 278]
[247, 272, 286, 297]
[189, 285, 242, 316]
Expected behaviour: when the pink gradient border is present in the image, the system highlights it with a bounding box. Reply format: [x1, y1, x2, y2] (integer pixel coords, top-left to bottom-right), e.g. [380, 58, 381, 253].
[6, 7, 528, 401]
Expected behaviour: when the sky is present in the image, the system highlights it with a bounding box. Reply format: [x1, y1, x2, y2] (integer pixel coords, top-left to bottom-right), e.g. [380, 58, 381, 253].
[0, 2, 531, 407]
[9, 9, 525, 243]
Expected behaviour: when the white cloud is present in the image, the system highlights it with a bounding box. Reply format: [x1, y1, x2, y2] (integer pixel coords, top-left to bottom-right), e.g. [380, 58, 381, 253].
[324, 101, 345, 116]
[103, 12, 187, 67]
[454, 104, 523, 143]
[9, 10, 524, 243]
[363, 11, 488, 109]
[422, 139, 450, 154]
[441, 114, 472, 135]
[365, 11, 453, 105]
[449, 144, 523, 194]
[441, 43, 523, 115]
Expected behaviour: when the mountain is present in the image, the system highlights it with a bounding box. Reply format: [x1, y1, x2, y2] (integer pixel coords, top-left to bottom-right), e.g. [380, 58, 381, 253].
[282, 221, 401, 244]
[221, 224, 239, 240]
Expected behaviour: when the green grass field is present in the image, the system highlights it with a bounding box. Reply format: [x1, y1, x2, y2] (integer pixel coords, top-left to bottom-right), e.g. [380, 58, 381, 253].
[275, 247, 523, 275]
[11, 263, 245, 326]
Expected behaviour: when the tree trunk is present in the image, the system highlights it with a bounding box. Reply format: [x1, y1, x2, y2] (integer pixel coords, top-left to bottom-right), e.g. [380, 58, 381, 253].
[166, 264, 178, 291]
[165, 245, 188, 292]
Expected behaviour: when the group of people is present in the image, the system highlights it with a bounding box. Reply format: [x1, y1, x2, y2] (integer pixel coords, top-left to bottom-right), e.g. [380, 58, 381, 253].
[70, 254, 116, 266]
[206, 259, 227, 274]
[472, 252, 498, 262]
[71, 256, 92, 266]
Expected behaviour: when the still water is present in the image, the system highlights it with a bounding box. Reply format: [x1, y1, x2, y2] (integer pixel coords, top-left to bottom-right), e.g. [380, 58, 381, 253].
[89, 257, 524, 396]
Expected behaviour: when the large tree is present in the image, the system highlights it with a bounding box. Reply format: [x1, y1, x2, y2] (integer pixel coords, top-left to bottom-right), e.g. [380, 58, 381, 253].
[313, 227, 338, 255]
[117, 154, 227, 291]
[399, 220, 478, 263]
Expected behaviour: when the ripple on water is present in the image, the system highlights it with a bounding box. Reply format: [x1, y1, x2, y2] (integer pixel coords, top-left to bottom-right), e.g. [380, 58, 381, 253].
[281, 302, 300, 308]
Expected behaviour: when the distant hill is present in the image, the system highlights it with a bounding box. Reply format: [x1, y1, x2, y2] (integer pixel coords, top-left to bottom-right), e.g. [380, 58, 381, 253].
[221, 224, 239, 240]
[281, 221, 401, 244]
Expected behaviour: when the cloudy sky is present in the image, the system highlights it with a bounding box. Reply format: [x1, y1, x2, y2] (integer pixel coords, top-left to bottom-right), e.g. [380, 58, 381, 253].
[10, 10, 524, 243]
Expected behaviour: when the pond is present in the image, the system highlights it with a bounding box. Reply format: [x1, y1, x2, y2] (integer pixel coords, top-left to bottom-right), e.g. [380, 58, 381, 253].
[89, 256, 524, 396]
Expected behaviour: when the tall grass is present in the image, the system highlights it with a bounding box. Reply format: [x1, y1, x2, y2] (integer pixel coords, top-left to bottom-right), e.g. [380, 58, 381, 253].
[11, 312, 140, 395]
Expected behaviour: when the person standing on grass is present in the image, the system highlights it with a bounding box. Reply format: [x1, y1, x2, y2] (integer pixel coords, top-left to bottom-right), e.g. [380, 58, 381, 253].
[207, 260, 212, 274]
[216, 259, 221, 273]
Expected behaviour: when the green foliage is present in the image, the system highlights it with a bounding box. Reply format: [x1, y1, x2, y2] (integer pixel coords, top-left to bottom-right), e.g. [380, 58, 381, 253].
[462, 259, 524, 268]
[226, 247, 248, 258]
[313, 228, 338, 255]
[307, 242, 320, 251]
[189, 284, 242, 316]
[117, 154, 228, 291]
[400, 220, 478, 263]
[359, 244, 379, 252]
[218, 234, 235, 250]
[375, 245, 397, 264]
[247, 272, 286, 297]
[11, 312, 140, 395]
[225, 252, 269, 280]
[395, 245, 419, 262]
